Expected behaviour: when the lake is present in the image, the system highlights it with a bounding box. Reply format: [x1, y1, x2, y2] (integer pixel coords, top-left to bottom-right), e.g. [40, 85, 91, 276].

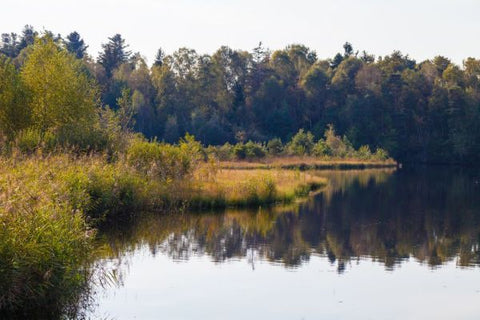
[86, 167, 480, 319]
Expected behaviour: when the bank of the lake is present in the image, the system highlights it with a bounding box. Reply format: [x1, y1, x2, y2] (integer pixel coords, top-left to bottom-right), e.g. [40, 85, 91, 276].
[219, 156, 397, 170]
[2, 152, 366, 317]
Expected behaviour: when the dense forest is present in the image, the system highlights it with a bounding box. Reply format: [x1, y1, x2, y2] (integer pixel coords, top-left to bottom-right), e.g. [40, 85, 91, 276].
[2, 25, 480, 164]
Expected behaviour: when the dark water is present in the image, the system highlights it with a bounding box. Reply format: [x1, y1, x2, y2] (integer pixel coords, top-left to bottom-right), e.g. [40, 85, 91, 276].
[87, 167, 480, 319]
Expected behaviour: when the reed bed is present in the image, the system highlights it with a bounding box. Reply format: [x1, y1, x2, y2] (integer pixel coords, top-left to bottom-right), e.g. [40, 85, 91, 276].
[0, 155, 93, 316]
[219, 156, 397, 171]
[190, 166, 327, 209]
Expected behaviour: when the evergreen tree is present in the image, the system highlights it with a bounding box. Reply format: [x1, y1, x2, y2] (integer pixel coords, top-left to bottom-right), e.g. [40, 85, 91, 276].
[98, 34, 131, 78]
[0, 33, 19, 58]
[154, 48, 165, 67]
[65, 31, 88, 59]
[17, 25, 37, 52]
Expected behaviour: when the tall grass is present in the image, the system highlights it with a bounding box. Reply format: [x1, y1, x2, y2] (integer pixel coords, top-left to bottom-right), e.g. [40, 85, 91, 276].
[0, 156, 92, 317]
[218, 156, 397, 170]
[0, 139, 198, 315]
[190, 166, 327, 209]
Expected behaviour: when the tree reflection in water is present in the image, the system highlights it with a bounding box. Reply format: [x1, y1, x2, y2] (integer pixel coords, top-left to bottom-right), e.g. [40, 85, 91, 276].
[96, 167, 480, 277]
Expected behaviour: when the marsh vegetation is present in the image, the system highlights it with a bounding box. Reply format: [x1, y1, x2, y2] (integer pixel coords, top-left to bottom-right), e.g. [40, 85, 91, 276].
[3, 27, 479, 318]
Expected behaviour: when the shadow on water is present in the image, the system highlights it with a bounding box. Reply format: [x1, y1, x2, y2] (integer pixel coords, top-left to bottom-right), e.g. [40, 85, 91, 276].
[93, 167, 480, 280]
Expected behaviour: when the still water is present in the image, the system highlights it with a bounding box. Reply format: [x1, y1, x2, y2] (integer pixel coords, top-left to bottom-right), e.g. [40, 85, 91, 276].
[88, 167, 480, 319]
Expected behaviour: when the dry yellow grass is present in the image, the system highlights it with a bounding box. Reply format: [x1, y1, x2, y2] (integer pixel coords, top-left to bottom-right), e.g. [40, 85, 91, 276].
[219, 156, 397, 170]
[190, 165, 327, 208]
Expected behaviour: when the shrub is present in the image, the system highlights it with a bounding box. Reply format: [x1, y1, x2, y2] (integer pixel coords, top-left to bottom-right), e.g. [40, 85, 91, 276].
[267, 138, 283, 155]
[312, 139, 330, 157]
[126, 135, 201, 182]
[21, 36, 98, 137]
[209, 143, 234, 161]
[245, 141, 266, 159]
[287, 129, 315, 156]
[14, 128, 56, 154]
[55, 124, 109, 153]
[179, 133, 203, 172]
[232, 143, 247, 159]
[373, 148, 390, 161]
[356, 145, 372, 160]
[324, 125, 354, 158]
[232, 141, 266, 160]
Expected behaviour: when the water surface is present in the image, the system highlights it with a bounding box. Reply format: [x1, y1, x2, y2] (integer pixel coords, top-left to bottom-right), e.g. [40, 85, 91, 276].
[88, 167, 480, 319]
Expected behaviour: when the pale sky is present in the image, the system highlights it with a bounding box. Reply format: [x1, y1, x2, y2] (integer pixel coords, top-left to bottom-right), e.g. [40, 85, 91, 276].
[2, 0, 480, 65]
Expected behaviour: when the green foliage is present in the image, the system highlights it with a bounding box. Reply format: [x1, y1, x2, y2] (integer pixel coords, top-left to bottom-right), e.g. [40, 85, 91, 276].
[324, 125, 349, 157]
[0, 157, 92, 316]
[267, 138, 283, 155]
[215, 143, 234, 161]
[242, 175, 277, 206]
[245, 141, 266, 159]
[14, 128, 55, 154]
[208, 125, 392, 161]
[232, 141, 266, 160]
[3, 27, 480, 164]
[73, 162, 149, 223]
[97, 106, 132, 155]
[65, 31, 88, 59]
[373, 148, 389, 161]
[287, 129, 315, 156]
[179, 133, 204, 169]
[126, 135, 201, 182]
[357, 145, 372, 160]
[312, 139, 330, 157]
[21, 36, 98, 135]
[54, 123, 109, 152]
[232, 143, 247, 159]
[116, 88, 137, 132]
[0, 57, 30, 138]
[97, 34, 131, 78]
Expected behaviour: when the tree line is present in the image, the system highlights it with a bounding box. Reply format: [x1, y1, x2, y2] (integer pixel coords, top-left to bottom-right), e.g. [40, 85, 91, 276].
[2, 25, 480, 163]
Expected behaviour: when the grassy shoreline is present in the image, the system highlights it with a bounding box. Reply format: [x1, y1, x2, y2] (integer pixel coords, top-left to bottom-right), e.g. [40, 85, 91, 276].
[189, 167, 327, 209]
[0, 149, 396, 316]
[218, 156, 398, 171]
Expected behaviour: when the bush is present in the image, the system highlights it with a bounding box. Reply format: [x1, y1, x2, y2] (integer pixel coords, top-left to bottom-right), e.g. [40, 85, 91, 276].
[207, 143, 233, 161]
[312, 139, 330, 157]
[267, 138, 283, 155]
[324, 125, 354, 158]
[233, 141, 266, 160]
[232, 143, 247, 159]
[15, 128, 56, 154]
[287, 129, 315, 156]
[373, 148, 389, 161]
[356, 145, 372, 160]
[245, 141, 266, 159]
[126, 135, 201, 182]
[55, 124, 109, 153]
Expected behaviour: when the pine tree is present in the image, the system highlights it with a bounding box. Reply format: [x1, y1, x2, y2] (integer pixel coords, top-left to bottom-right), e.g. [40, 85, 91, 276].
[65, 31, 88, 59]
[97, 34, 131, 78]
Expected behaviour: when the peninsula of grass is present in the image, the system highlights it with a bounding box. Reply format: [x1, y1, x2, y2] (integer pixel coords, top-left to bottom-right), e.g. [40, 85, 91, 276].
[218, 156, 397, 171]
[189, 167, 327, 209]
